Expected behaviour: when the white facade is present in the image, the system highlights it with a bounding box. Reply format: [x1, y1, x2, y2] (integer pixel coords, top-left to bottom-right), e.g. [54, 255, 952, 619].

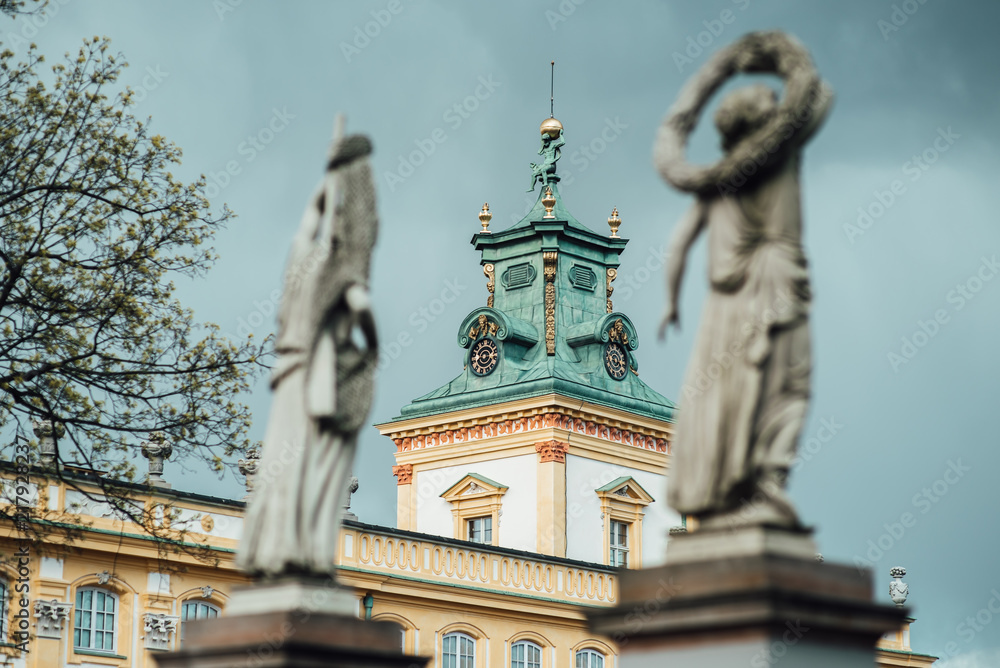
[414, 453, 537, 552]
[565, 455, 679, 566]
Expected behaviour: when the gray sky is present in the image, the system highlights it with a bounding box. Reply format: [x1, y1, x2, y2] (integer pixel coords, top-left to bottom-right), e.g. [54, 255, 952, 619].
[14, 1, 1000, 663]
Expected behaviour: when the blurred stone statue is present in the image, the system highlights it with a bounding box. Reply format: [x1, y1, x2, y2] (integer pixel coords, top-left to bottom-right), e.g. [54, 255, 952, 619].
[237, 125, 378, 577]
[656, 32, 833, 530]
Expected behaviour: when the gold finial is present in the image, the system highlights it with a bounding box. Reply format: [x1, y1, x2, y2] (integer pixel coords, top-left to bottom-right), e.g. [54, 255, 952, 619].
[478, 202, 493, 233]
[608, 207, 621, 238]
[542, 187, 556, 219]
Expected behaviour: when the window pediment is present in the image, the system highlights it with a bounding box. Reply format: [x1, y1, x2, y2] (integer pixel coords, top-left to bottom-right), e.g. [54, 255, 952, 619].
[594, 476, 653, 506]
[440, 473, 508, 502]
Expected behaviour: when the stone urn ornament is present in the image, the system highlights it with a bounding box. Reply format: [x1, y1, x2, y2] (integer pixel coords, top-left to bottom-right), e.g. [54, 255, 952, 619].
[889, 566, 909, 607]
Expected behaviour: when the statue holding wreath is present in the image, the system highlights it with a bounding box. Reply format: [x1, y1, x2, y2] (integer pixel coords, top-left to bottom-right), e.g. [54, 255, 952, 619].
[656, 32, 833, 530]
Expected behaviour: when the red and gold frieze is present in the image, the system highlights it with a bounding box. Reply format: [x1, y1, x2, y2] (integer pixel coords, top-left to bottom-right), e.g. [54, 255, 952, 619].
[386, 409, 669, 455]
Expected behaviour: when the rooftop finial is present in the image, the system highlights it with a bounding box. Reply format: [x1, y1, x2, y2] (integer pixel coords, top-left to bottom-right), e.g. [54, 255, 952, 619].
[608, 207, 621, 238]
[550, 60, 555, 118]
[542, 187, 556, 219]
[478, 202, 492, 233]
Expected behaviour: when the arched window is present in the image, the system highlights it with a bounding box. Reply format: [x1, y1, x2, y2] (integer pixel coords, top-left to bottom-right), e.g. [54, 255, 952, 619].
[0, 578, 8, 637]
[74, 587, 118, 653]
[443, 631, 475, 668]
[180, 599, 220, 645]
[511, 640, 542, 668]
[575, 648, 604, 668]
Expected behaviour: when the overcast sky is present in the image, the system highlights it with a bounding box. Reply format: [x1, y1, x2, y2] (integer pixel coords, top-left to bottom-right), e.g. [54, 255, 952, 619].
[12, 1, 1000, 663]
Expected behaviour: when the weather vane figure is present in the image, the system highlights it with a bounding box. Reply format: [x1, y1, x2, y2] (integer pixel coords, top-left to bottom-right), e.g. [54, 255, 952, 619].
[656, 32, 833, 530]
[528, 61, 565, 192]
[237, 118, 378, 577]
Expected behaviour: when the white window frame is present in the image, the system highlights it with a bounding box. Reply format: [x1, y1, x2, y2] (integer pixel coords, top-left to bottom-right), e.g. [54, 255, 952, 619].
[443, 631, 476, 668]
[73, 587, 118, 654]
[180, 599, 221, 645]
[511, 640, 542, 668]
[576, 648, 605, 668]
[609, 520, 629, 567]
[467, 516, 492, 544]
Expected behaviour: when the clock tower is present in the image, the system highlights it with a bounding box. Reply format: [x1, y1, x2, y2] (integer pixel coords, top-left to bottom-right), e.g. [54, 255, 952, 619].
[376, 118, 679, 567]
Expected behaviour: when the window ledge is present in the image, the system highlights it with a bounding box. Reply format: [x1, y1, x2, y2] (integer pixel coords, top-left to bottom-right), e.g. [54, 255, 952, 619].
[74, 648, 128, 660]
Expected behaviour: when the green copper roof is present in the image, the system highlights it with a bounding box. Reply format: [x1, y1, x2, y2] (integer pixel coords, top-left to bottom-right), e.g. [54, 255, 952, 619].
[391, 126, 675, 424]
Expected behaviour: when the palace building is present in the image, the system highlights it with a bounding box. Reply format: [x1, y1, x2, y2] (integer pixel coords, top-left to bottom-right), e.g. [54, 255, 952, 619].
[0, 118, 937, 668]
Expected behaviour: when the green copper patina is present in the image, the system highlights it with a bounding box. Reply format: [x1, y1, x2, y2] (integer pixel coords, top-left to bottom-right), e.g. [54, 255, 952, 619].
[392, 125, 675, 423]
[528, 128, 565, 192]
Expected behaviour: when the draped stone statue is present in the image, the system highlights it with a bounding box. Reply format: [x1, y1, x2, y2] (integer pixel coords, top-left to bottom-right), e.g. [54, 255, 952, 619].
[236, 129, 378, 577]
[656, 32, 833, 530]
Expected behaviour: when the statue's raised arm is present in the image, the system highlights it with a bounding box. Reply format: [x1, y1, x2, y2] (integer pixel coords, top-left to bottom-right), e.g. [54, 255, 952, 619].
[655, 32, 832, 531]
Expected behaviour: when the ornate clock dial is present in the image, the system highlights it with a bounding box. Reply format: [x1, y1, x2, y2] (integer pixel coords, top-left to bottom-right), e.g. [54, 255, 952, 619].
[604, 342, 628, 380]
[470, 337, 499, 376]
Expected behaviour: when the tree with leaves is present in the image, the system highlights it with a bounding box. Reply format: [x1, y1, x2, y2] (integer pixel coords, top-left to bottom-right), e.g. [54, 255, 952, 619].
[0, 35, 264, 540]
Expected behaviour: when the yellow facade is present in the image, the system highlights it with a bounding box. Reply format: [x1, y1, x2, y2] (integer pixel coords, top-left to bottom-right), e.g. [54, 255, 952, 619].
[0, 440, 935, 668]
[0, 468, 246, 668]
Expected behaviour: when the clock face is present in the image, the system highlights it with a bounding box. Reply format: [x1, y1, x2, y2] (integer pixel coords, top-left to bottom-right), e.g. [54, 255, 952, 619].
[470, 337, 499, 376]
[604, 342, 628, 380]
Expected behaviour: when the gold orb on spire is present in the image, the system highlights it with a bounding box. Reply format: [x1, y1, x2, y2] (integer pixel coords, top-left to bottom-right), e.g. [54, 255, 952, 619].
[478, 202, 492, 233]
[540, 117, 563, 138]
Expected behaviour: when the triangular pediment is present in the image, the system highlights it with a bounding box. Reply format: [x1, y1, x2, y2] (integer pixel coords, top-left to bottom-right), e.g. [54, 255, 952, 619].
[440, 473, 508, 501]
[595, 476, 654, 504]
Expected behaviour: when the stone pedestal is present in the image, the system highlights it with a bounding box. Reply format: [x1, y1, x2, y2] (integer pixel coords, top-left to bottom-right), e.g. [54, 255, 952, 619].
[155, 610, 423, 668]
[588, 526, 907, 668]
[155, 580, 427, 668]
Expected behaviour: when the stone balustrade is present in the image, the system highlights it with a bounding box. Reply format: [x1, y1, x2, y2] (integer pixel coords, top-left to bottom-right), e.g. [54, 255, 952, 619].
[339, 524, 616, 605]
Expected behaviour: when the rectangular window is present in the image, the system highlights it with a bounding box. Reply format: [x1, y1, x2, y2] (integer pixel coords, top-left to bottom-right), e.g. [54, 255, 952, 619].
[610, 520, 629, 567]
[467, 516, 492, 544]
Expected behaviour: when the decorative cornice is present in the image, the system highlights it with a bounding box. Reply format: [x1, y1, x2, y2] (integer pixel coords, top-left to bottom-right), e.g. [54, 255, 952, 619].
[484, 264, 495, 308]
[606, 268, 616, 314]
[392, 464, 413, 485]
[535, 440, 568, 463]
[388, 409, 669, 454]
[543, 251, 557, 355]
